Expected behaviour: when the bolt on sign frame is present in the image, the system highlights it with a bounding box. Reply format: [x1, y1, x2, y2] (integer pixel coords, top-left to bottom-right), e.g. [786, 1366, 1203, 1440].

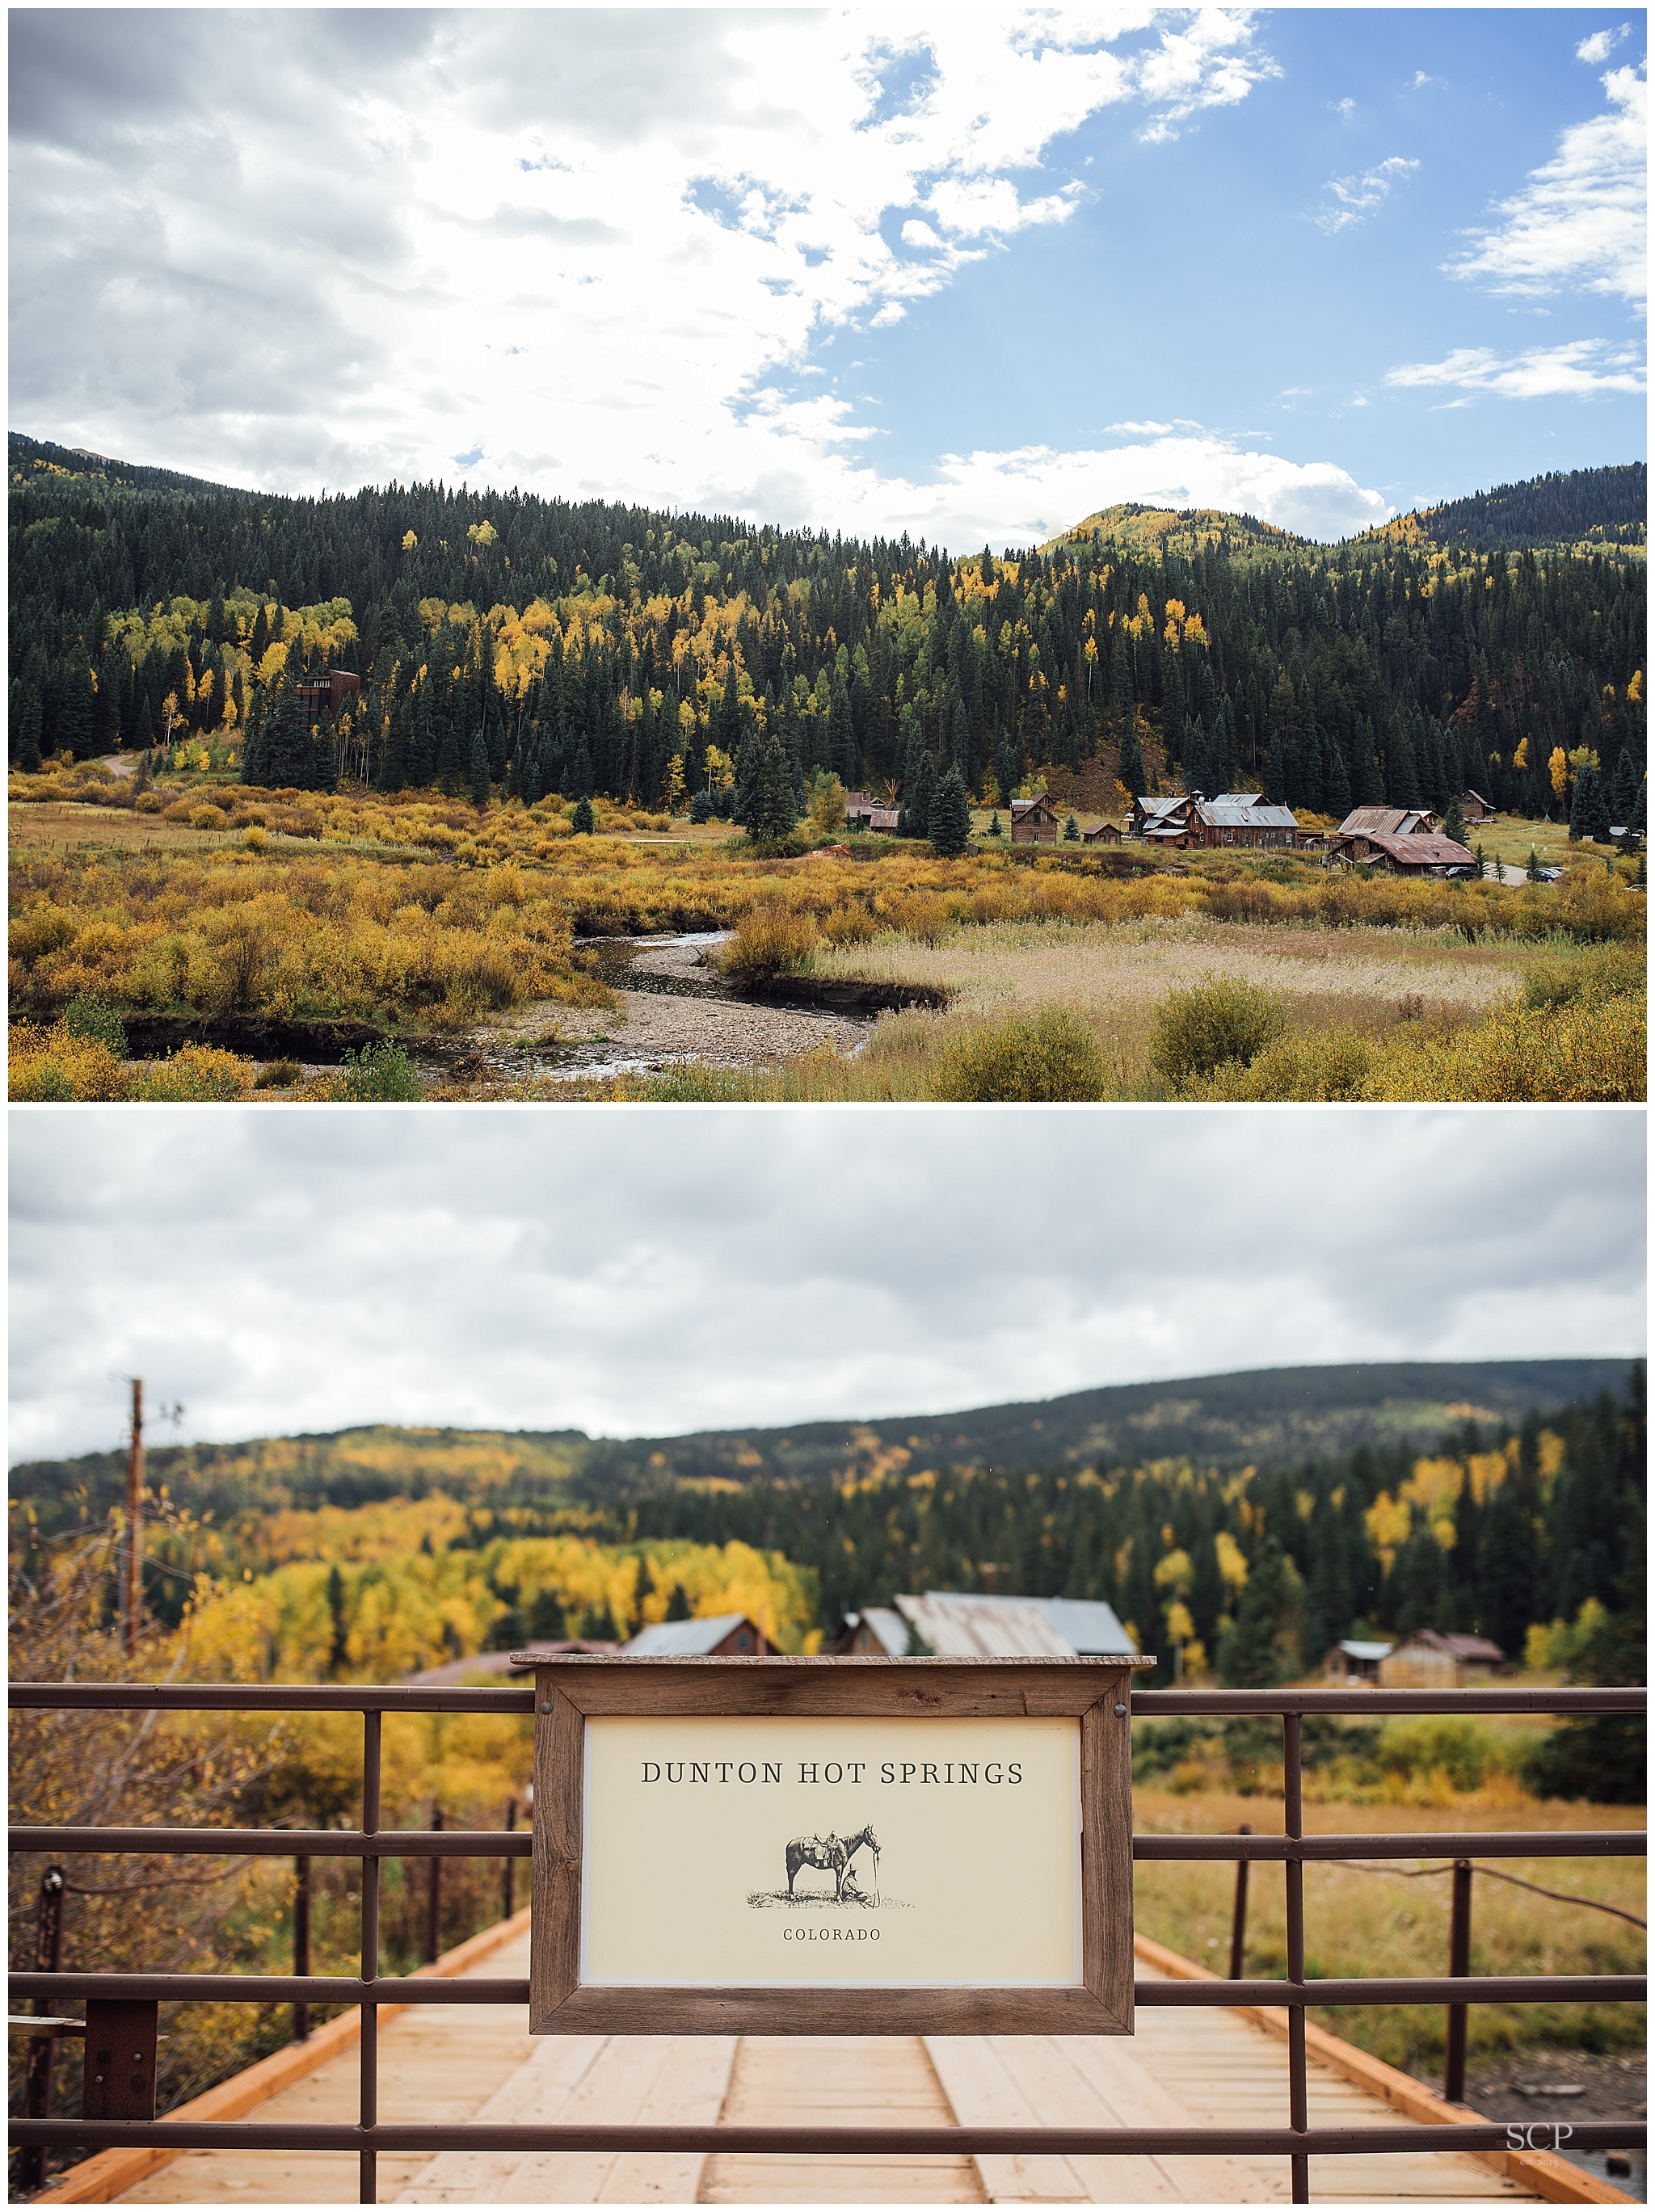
[524, 1655, 1151, 2036]
[7, 1676, 1647, 2207]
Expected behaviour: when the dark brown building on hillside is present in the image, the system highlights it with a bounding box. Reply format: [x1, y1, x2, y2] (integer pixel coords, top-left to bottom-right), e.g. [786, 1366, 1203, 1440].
[1010, 794, 1061, 844]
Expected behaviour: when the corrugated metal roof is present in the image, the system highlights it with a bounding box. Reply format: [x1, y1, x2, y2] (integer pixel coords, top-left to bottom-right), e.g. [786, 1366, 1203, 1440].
[1350, 831, 1475, 865]
[1337, 1639, 1394, 1662]
[1197, 800, 1299, 829]
[927, 1592, 1136, 1656]
[1338, 807, 1435, 837]
[624, 1613, 752, 1656]
[895, 1593, 1075, 1659]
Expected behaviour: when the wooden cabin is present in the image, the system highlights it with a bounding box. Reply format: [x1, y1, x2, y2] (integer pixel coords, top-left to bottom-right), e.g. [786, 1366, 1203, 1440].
[1460, 789, 1496, 822]
[1323, 1638, 1392, 1684]
[1378, 1629, 1506, 1689]
[1010, 794, 1061, 845]
[624, 1613, 774, 1657]
[1330, 829, 1475, 876]
[1082, 818, 1123, 843]
[1337, 805, 1440, 839]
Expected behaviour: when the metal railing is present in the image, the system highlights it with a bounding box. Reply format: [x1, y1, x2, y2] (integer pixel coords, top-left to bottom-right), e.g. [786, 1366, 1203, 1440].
[8, 1680, 1646, 2205]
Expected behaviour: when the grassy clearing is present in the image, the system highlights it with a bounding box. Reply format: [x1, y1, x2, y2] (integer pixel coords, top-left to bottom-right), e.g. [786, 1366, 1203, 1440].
[11, 767, 1644, 1100]
[1135, 1785, 1645, 2074]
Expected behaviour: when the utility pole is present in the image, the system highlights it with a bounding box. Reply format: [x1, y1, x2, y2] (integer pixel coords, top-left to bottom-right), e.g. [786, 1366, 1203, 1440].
[124, 1378, 144, 1656]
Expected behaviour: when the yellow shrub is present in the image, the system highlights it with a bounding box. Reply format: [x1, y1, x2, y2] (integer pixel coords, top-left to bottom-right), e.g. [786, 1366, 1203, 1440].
[135, 1045, 256, 1101]
[932, 1008, 1107, 1101]
[719, 906, 819, 982]
[9, 1021, 129, 1100]
[190, 805, 229, 831]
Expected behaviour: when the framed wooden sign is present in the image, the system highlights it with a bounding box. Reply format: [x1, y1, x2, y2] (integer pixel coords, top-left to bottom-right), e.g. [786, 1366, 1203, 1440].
[517, 1654, 1152, 2037]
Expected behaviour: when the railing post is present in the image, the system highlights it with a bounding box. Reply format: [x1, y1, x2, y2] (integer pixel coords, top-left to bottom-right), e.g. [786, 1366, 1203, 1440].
[20, 1864, 67, 2191]
[293, 1855, 312, 2043]
[502, 1797, 516, 1924]
[426, 1805, 443, 1964]
[82, 2000, 158, 2121]
[1283, 1714, 1309, 2205]
[360, 1711, 380, 2207]
[1444, 1859, 1473, 2104]
[1228, 1823, 1252, 1981]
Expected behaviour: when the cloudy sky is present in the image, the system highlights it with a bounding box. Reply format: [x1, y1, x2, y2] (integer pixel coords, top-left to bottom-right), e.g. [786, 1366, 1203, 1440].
[9, 8, 1645, 548]
[10, 1105, 1644, 1464]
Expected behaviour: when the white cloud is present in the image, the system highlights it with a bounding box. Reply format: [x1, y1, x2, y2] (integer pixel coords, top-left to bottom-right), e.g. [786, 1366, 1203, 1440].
[1385, 339, 1647, 398]
[9, 1108, 1643, 1464]
[1446, 61, 1646, 305]
[1577, 24, 1631, 66]
[9, 9, 1293, 553]
[1314, 154, 1419, 234]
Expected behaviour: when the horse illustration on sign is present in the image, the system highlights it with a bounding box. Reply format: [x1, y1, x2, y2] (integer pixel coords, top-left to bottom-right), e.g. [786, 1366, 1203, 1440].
[785, 1823, 880, 1900]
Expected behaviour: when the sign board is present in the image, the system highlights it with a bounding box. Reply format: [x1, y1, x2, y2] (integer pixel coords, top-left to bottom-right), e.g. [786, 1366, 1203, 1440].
[518, 1654, 1151, 2037]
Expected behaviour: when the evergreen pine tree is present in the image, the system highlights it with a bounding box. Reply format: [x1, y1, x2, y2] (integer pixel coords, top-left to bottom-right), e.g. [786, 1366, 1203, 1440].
[1612, 744, 1641, 826]
[1118, 712, 1145, 797]
[994, 739, 1021, 808]
[1324, 726, 1352, 818]
[1063, 813, 1080, 841]
[1569, 761, 1611, 843]
[529, 1587, 566, 1641]
[469, 728, 491, 810]
[667, 1582, 693, 1621]
[929, 764, 971, 855]
[1264, 722, 1287, 804]
[743, 730, 799, 849]
[1217, 1535, 1299, 1687]
[1442, 794, 1468, 847]
[901, 748, 937, 839]
[572, 795, 595, 834]
[631, 1555, 655, 1636]
[326, 1564, 350, 1676]
[1474, 1486, 1533, 1659]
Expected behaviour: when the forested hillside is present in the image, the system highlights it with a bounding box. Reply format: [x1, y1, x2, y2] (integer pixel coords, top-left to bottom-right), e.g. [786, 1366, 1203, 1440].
[10, 434, 1644, 828]
[11, 1364, 1640, 1691]
[1367, 465, 1648, 554]
[11, 1359, 1623, 1534]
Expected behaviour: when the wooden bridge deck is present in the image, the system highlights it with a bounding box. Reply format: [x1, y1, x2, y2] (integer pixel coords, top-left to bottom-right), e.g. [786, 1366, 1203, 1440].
[110, 1930, 1554, 2206]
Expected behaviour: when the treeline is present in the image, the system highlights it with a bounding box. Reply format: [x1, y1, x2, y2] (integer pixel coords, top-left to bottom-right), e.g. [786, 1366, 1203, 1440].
[9, 435, 1645, 825]
[1392, 465, 1648, 553]
[614, 1372, 1645, 1687]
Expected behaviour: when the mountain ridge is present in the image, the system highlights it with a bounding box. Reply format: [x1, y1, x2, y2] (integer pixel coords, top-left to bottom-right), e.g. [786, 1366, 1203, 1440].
[11, 1359, 1636, 1533]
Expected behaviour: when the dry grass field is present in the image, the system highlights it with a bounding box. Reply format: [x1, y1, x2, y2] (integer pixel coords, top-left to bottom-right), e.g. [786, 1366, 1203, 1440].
[1134, 1785, 1646, 2075]
[10, 760, 1644, 1101]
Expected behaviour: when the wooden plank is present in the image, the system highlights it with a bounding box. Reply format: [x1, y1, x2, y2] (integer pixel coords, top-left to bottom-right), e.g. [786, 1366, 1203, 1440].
[531, 1656, 1152, 1722]
[41, 1910, 534, 2205]
[1080, 1684, 1134, 2031]
[1133, 1932, 1628, 2205]
[700, 2034, 983, 2205]
[400, 2033, 737, 2205]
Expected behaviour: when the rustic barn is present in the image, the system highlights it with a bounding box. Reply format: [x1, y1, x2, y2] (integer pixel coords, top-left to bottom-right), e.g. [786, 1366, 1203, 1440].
[1331, 829, 1475, 876]
[624, 1613, 775, 1657]
[1010, 794, 1061, 844]
[1460, 789, 1496, 822]
[1378, 1629, 1506, 1688]
[1337, 805, 1440, 839]
[927, 1591, 1136, 1655]
[1129, 793, 1198, 838]
[1158, 796, 1302, 849]
[1323, 1638, 1392, 1684]
[842, 791, 884, 829]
